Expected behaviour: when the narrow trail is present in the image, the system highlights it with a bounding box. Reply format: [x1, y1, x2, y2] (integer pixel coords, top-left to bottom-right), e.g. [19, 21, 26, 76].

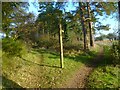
[63, 48, 104, 88]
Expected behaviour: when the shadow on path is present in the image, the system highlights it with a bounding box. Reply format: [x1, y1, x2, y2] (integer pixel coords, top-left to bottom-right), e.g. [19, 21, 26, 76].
[2, 75, 23, 89]
[63, 48, 104, 88]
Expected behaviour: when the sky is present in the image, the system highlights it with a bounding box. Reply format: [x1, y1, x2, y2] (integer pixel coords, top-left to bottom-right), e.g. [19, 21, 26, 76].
[95, 15, 118, 37]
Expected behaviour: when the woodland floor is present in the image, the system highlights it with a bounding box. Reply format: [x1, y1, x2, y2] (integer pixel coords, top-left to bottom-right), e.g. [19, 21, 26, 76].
[63, 48, 104, 88]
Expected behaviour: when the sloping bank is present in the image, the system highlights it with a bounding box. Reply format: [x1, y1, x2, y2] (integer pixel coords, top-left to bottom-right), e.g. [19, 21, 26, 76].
[87, 45, 119, 88]
[2, 45, 100, 88]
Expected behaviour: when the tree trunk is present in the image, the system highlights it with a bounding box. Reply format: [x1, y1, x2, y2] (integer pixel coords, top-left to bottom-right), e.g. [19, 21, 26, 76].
[87, 2, 94, 47]
[79, 2, 87, 50]
[43, 24, 45, 35]
[59, 23, 64, 68]
[118, 1, 120, 45]
[47, 31, 49, 40]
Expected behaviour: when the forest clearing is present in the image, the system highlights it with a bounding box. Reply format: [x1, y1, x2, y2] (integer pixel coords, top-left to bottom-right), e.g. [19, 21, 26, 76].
[1, 1, 120, 89]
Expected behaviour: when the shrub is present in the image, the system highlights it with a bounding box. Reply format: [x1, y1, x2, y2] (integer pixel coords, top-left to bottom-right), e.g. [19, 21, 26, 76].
[2, 38, 27, 57]
[111, 43, 120, 65]
[37, 35, 59, 49]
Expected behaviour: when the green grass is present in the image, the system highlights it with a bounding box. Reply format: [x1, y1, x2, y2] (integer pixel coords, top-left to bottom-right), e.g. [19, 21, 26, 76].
[87, 45, 119, 88]
[87, 65, 119, 88]
[0, 40, 2, 89]
[2, 48, 96, 88]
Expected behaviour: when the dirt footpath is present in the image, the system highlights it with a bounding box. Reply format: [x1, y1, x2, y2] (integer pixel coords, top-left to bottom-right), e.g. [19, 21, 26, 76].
[63, 49, 104, 88]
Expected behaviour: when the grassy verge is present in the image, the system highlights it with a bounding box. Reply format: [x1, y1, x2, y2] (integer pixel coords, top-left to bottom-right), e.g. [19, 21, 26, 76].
[2, 46, 98, 88]
[0, 50, 1, 89]
[87, 45, 119, 88]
